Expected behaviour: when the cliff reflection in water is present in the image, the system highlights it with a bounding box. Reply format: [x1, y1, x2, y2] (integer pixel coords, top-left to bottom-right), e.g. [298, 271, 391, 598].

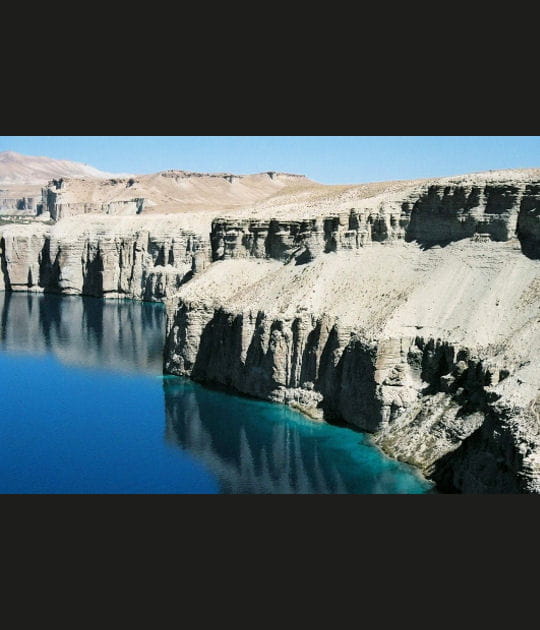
[0, 291, 430, 493]
[0, 291, 165, 374]
[163, 377, 430, 494]
[164, 379, 344, 493]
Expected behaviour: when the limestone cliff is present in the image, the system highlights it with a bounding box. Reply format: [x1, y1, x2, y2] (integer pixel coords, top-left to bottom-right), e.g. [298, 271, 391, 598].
[1, 168, 540, 493]
[0, 215, 212, 301]
[162, 172, 540, 493]
[210, 180, 540, 263]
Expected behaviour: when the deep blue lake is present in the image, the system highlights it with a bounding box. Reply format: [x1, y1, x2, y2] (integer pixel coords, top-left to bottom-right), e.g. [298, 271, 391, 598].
[0, 292, 433, 493]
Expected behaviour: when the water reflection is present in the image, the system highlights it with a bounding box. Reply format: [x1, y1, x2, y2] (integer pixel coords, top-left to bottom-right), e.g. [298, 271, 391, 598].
[0, 292, 165, 374]
[163, 378, 430, 494]
[0, 291, 431, 493]
[164, 379, 345, 493]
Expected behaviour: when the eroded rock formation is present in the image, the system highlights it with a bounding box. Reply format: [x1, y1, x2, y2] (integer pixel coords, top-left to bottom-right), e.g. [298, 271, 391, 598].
[38, 169, 312, 217]
[210, 180, 540, 263]
[1, 168, 540, 493]
[0, 194, 41, 213]
[163, 229, 540, 493]
[44, 180, 146, 220]
[0, 216, 211, 301]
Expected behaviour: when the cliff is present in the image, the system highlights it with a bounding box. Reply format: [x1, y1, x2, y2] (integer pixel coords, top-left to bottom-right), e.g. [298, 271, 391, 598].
[163, 240, 540, 493]
[1, 168, 539, 492]
[0, 193, 41, 214]
[210, 180, 540, 262]
[0, 214, 212, 301]
[161, 173, 540, 493]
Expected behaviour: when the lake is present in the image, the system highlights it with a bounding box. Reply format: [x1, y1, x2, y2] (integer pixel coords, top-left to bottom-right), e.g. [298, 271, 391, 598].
[0, 292, 433, 493]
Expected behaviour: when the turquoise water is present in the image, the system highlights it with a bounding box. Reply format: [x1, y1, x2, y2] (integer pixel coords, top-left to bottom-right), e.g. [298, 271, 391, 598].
[0, 292, 433, 494]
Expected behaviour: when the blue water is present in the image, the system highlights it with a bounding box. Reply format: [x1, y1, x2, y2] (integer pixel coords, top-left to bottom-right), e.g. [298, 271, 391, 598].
[0, 292, 433, 493]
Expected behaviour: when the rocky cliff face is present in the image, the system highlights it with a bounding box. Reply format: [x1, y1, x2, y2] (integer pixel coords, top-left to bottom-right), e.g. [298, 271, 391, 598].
[405, 182, 540, 250]
[165, 301, 538, 493]
[1, 170, 539, 493]
[163, 224, 540, 493]
[45, 180, 146, 220]
[0, 215, 211, 301]
[210, 181, 540, 263]
[0, 195, 41, 213]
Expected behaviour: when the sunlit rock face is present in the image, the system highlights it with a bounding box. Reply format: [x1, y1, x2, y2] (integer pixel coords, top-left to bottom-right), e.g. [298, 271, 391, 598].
[0, 216, 210, 301]
[209, 181, 540, 263]
[1, 169, 540, 493]
[164, 228, 540, 493]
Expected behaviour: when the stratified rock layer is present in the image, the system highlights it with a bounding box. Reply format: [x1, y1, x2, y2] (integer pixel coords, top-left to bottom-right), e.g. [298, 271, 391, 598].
[1, 170, 540, 493]
[40, 170, 312, 217]
[210, 180, 540, 262]
[164, 231, 540, 493]
[0, 215, 211, 301]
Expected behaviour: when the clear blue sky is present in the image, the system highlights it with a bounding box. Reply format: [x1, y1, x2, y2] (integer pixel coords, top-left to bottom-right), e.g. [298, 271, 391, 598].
[1, 136, 539, 184]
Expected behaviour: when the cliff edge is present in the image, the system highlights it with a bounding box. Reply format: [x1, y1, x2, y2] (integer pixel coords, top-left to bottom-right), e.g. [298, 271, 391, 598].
[1, 166, 539, 492]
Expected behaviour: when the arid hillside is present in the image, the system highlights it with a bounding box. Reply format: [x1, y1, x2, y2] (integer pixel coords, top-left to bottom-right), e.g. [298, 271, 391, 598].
[0, 151, 124, 185]
[41, 165, 540, 221]
[0, 151, 127, 213]
[43, 170, 318, 216]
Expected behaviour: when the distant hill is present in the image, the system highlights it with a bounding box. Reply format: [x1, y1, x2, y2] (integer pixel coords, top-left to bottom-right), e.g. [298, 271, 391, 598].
[42, 170, 315, 215]
[0, 151, 128, 185]
[0, 152, 315, 215]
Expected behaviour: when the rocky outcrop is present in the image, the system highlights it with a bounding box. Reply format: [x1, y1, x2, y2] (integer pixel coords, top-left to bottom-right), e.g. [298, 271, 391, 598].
[0, 195, 41, 213]
[210, 181, 540, 263]
[0, 216, 211, 301]
[210, 213, 400, 263]
[1, 169, 540, 493]
[45, 181, 146, 220]
[517, 184, 540, 259]
[163, 237, 540, 493]
[404, 182, 539, 246]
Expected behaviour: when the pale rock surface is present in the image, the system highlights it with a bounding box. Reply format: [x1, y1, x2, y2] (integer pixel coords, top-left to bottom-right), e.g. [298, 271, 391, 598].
[42, 170, 313, 219]
[2, 166, 540, 492]
[0, 150, 128, 214]
[163, 241, 540, 492]
[0, 214, 211, 301]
